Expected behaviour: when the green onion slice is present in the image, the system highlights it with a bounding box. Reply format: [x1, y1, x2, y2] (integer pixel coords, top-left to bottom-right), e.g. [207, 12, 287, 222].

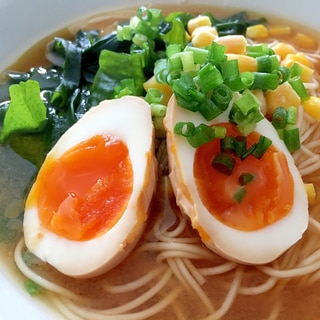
[212, 152, 236, 176]
[272, 106, 288, 129]
[233, 187, 247, 203]
[239, 173, 255, 185]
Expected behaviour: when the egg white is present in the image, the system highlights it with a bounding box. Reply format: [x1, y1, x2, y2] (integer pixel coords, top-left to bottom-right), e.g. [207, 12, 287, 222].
[23, 96, 157, 278]
[164, 95, 309, 264]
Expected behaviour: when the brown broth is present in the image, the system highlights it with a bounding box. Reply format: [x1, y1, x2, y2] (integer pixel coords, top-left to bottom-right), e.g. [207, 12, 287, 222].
[1, 4, 320, 320]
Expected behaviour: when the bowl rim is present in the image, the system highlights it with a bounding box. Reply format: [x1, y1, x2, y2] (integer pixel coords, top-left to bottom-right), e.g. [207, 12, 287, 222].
[0, 0, 318, 319]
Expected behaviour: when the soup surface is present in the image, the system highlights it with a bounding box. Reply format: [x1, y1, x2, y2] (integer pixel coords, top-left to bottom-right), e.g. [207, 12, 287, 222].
[1, 4, 320, 320]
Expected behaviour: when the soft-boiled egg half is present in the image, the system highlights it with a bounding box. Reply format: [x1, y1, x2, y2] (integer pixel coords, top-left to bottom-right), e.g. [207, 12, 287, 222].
[23, 96, 157, 278]
[164, 95, 309, 265]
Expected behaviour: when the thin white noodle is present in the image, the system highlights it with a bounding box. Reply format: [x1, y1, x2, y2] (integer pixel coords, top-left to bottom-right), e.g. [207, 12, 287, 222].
[59, 287, 181, 320]
[50, 293, 86, 320]
[99, 269, 173, 315]
[258, 260, 320, 278]
[203, 267, 243, 320]
[155, 214, 187, 239]
[238, 276, 277, 295]
[167, 257, 215, 314]
[309, 216, 320, 233]
[198, 262, 237, 276]
[179, 258, 215, 311]
[103, 265, 166, 293]
[14, 238, 89, 303]
[156, 249, 213, 262]
[299, 161, 320, 176]
[138, 242, 216, 260]
[267, 297, 282, 320]
[299, 248, 320, 266]
[183, 258, 207, 285]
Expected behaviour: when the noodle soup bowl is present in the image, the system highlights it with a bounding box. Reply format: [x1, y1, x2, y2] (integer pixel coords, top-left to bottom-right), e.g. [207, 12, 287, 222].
[0, 0, 319, 319]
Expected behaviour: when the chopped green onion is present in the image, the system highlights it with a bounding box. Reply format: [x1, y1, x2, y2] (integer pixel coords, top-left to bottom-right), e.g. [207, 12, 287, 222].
[233, 136, 247, 157]
[283, 125, 300, 152]
[135, 20, 159, 39]
[220, 135, 235, 153]
[172, 73, 200, 112]
[287, 106, 297, 125]
[174, 121, 195, 137]
[220, 60, 254, 91]
[194, 63, 223, 94]
[132, 33, 148, 46]
[116, 25, 133, 41]
[240, 72, 255, 88]
[207, 42, 227, 66]
[198, 98, 223, 121]
[251, 72, 280, 90]
[23, 279, 42, 296]
[166, 44, 182, 57]
[241, 135, 272, 160]
[251, 135, 272, 159]
[187, 123, 217, 148]
[272, 106, 300, 151]
[289, 62, 303, 78]
[184, 46, 209, 64]
[220, 135, 247, 157]
[154, 59, 170, 84]
[162, 18, 187, 46]
[150, 103, 167, 117]
[174, 122, 222, 148]
[288, 76, 309, 101]
[179, 51, 195, 72]
[168, 55, 183, 78]
[239, 173, 255, 185]
[221, 59, 240, 82]
[233, 187, 247, 203]
[153, 116, 166, 138]
[213, 125, 227, 139]
[272, 106, 288, 129]
[212, 152, 236, 175]
[210, 83, 233, 111]
[246, 43, 274, 58]
[256, 55, 280, 73]
[229, 89, 263, 135]
[145, 88, 164, 104]
[276, 66, 290, 84]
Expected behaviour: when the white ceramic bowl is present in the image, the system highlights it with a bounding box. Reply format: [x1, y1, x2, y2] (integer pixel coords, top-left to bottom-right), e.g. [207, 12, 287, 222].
[0, 0, 318, 319]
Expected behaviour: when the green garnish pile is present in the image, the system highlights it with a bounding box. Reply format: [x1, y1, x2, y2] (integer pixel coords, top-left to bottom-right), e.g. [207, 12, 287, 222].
[0, 6, 302, 168]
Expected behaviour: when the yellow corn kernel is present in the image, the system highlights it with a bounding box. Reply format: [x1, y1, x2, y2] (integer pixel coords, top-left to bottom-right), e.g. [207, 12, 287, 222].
[226, 54, 258, 73]
[282, 59, 314, 83]
[268, 25, 292, 37]
[293, 32, 317, 50]
[214, 35, 247, 54]
[143, 75, 172, 105]
[302, 96, 320, 121]
[246, 24, 269, 39]
[187, 15, 212, 35]
[285, 53, 311, 67]
[272, 42, 297, 60]
[305, 183, 316, 204]
[191, 26, 218, 48]
[264, 82, 301, 115]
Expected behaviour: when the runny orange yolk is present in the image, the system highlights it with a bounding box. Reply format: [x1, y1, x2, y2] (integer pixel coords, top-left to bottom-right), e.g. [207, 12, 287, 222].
[194, 123, 294, 231]
[26, 135, 133, 241]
